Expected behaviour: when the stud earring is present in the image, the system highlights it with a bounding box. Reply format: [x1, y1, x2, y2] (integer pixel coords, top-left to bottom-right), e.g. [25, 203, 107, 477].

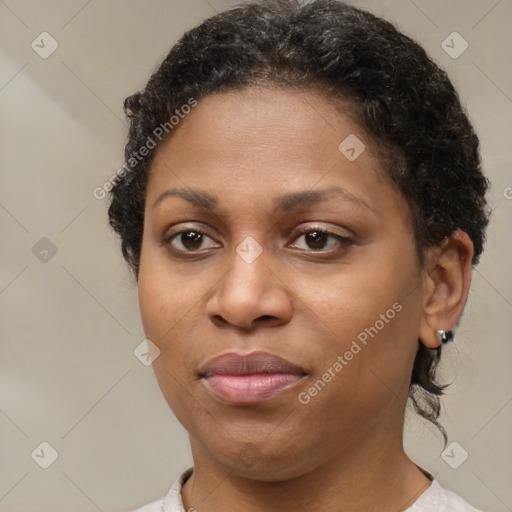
[436, 329, 454, 358]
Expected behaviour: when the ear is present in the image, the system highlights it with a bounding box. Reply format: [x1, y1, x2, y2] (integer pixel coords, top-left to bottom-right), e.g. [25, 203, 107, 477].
[418, 230, 474, 349]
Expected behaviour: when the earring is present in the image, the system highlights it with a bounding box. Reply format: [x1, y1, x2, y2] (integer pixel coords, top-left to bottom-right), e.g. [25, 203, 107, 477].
[436, 329, 454, 358]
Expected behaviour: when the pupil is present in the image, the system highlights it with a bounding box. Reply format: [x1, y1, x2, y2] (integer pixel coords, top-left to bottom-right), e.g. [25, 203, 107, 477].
[179, 231, 329, 251]
[306, 231, 327, 250]
[182, 231, 203, 250]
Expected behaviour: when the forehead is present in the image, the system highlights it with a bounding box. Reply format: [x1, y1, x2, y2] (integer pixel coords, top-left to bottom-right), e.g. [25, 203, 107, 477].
[154, 86, 371, 170]
[147, 86, 407, 222]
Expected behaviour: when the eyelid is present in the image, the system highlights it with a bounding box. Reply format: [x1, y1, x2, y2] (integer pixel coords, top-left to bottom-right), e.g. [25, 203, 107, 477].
[289, 225, 353, 249]
[162, 222, 354, 254]
[290, 223, 353, 241]
[161, 224, 215, 246]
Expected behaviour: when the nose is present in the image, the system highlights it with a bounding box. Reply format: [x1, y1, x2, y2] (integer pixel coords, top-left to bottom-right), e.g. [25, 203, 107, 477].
[206, 240, 293, 331]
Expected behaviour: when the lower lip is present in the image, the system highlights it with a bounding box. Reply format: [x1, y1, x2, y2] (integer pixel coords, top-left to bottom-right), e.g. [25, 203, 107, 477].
[203, 373, 305, 404]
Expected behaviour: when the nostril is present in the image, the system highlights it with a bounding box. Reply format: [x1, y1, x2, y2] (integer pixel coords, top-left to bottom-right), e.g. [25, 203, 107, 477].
[212, 314, 226, 326]
[256, 315, 276, 323]
[258, 315, 275, 322]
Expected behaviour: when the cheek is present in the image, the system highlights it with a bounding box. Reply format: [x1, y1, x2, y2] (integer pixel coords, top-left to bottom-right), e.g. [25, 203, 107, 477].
[303, 258, 413, 343]
[137, 250, 205, 426]
[303, 244, 422, 390]
[137, 240, 204, 343]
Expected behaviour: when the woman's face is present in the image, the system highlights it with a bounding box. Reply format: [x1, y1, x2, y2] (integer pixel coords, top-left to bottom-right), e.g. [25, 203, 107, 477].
[138, 87, 428, 480]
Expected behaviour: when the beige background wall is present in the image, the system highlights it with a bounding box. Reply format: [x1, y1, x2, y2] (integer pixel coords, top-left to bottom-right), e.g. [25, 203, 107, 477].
[0, 1, 511, 511]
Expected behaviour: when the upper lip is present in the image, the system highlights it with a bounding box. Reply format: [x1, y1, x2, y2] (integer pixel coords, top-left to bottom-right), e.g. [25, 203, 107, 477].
[199, 351, 307, 377]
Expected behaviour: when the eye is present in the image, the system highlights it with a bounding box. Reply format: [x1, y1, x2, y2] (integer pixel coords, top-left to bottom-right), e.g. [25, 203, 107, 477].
[163, 226, 351, 255]
[290, 227, 352, 252]
[165, 228, 220, 253]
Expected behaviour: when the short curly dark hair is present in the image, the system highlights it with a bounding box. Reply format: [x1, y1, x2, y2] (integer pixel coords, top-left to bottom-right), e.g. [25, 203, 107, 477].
[108, 0, 490, 437]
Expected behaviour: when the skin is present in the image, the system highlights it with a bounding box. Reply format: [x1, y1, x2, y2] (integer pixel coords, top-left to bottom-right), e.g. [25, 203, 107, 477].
[137, 86, 474, 512]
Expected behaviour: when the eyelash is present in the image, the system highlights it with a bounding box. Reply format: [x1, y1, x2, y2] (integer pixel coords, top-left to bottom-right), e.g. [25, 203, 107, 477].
[163, 226, 353, 256]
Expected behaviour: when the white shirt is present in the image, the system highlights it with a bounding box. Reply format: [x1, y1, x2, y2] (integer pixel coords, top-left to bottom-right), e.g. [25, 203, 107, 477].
[130, 468, 482, 512]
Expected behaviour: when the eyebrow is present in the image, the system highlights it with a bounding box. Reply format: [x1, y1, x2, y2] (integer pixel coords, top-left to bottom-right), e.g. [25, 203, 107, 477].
[152, 186, 375, 214]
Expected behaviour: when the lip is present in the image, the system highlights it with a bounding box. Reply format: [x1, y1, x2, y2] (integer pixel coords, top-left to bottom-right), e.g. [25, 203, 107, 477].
[199, 351, 307, 405]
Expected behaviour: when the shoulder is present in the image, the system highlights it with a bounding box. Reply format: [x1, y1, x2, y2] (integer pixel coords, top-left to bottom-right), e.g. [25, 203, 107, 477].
[408, 479, 483, 512]
[126, 468, 193, 512]
[129, 499, 165, 512]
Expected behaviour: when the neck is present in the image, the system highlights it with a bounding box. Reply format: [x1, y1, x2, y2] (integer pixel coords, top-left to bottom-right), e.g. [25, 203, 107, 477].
[181, 431, 431, 512]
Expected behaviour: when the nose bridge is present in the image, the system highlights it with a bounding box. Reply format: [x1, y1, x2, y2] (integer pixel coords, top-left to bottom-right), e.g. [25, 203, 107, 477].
[223, 236, 271, 304]
[207, 235, 292, 329]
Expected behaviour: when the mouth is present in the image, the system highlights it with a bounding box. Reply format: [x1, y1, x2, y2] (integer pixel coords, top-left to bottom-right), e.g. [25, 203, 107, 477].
[199, 351, 307, 405]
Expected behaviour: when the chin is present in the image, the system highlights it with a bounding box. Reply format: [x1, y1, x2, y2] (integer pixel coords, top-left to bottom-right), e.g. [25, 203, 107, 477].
[204, 437, 321, 482]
